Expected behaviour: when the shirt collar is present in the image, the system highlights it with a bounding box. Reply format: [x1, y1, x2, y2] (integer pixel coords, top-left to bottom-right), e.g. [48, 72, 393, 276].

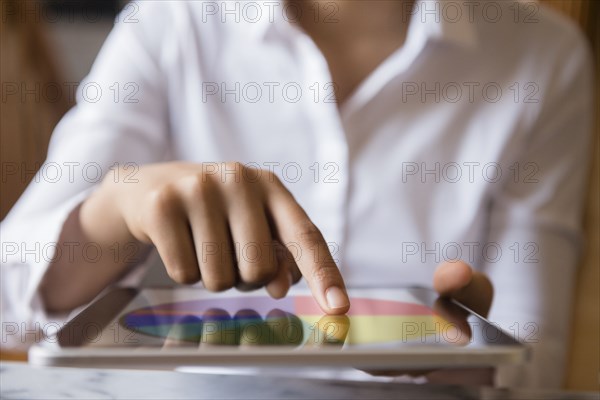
[411, 0, 479, 49]
[255, 0, 479, 50]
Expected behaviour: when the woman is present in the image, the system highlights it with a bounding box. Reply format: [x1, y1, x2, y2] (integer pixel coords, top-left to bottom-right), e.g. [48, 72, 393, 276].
[1, 0, 593, 388]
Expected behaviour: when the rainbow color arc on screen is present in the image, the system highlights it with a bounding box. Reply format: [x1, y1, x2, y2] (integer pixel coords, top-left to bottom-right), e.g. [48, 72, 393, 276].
[120, 296, 451, 346]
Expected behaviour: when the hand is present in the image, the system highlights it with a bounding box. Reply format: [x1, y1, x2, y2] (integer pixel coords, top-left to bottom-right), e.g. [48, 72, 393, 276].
[82, 162, 350, 314]
[365, 260, 495, 385]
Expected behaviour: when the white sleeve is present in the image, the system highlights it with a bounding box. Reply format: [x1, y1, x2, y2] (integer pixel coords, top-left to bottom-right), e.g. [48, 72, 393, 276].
[486, 35, 594, 388]
[0, 2, 174, 350]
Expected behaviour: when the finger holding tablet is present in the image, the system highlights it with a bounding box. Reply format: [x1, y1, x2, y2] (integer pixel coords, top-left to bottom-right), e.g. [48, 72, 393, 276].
[363, 261, 495, 383]
[433, 260, 493, 318]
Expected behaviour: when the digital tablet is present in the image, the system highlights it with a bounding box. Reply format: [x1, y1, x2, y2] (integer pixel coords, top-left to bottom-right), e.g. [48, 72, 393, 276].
[29, 286, 528, 369]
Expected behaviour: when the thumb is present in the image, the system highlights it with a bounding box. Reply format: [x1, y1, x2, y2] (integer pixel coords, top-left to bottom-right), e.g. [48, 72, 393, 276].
[433, 260, 494, 317]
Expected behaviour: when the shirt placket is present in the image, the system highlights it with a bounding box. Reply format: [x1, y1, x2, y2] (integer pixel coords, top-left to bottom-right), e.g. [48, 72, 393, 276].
[292, 32, 350, 272]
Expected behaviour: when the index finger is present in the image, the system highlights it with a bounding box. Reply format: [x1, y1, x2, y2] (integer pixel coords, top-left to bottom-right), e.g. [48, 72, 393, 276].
[263, 180, 350, 314]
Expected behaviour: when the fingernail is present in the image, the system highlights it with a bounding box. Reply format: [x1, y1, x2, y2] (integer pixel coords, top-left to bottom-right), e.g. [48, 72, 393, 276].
[325, 287, 349, 310]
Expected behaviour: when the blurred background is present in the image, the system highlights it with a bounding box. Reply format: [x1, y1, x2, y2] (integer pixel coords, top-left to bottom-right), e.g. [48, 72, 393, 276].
[1, 0, 598, 391]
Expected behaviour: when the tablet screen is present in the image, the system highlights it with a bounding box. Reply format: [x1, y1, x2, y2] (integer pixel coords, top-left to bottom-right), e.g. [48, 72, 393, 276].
[57, 287, 520, 350]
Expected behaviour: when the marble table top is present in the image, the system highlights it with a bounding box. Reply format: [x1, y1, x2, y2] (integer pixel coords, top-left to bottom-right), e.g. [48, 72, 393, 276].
[1, 362, 598, 400]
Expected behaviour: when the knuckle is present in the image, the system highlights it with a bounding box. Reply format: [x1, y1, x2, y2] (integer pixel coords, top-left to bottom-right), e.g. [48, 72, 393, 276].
[311, 264, 338, 284]
[294, 221, 323, 244]
[261, 170, 283, 188]
[203, 277, 235, 292]
[148, 184, 179, 208]
[221, 162, 246, 187]
[142, 184, 180, 223]
[240, 265, 274, 285]
[181, 173, 211, 198]
[167, 267, 200, 285]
